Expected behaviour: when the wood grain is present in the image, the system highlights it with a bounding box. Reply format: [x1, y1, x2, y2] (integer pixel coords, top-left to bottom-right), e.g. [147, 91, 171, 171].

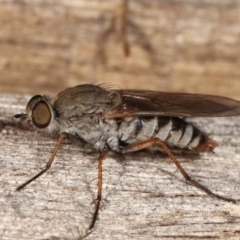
[0, 0, 240, 239]
[0, 93, 240, 240]
[0, 0, 240, 99]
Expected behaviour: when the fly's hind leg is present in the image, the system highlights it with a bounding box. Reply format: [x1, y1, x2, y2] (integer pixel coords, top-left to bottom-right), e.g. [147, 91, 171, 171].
[122, 138, 236, 204]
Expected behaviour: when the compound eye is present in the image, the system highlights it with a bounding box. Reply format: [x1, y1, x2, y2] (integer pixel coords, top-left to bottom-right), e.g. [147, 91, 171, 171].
[32, 101, 51, 128]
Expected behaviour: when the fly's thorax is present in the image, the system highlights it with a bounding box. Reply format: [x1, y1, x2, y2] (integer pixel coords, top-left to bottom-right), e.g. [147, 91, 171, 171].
[50, 84, 122, 150]
[54, 84, 121, 121]
[118, 116, 216, 151]
[58, 113, 120, 151]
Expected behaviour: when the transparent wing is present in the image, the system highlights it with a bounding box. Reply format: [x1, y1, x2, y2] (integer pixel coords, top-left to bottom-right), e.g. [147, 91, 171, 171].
[105, 90, 240, 118]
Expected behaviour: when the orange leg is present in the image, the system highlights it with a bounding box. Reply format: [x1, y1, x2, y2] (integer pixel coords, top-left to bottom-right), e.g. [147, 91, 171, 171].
[89, 150, 108, 230]
[16, 132, 67, 191]
[122, 138, 236, 203]
[81, 150, 108, 239]
[16, 132, 108, 238]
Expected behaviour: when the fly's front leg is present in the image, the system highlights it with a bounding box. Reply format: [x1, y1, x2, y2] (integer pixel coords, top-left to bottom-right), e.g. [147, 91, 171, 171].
[122, 138, 236, 204]
[16, 132, 67, 191]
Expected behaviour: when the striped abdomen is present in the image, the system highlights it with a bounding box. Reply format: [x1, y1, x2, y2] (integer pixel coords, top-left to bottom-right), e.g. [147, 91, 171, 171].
[118, 117, 217, 152]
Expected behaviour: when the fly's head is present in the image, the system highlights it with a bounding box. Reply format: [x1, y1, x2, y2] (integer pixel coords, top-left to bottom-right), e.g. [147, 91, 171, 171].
[14, 95, 60, 134]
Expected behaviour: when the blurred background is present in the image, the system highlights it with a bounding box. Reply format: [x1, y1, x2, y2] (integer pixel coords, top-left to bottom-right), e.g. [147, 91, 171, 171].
[0, 0, 239, 99]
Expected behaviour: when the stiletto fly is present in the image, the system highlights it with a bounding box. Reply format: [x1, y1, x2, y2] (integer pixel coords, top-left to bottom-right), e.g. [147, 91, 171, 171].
[14, 84, 240, 236]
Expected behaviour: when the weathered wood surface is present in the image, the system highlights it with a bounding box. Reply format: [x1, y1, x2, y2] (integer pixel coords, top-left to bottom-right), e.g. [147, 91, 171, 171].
[0, 0, 240, 98]
[0, 93, 240, 240]
[1, 0, 240, 239]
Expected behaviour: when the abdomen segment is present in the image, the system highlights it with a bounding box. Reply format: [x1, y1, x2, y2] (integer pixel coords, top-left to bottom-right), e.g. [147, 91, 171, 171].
[118, 117, 217, 152]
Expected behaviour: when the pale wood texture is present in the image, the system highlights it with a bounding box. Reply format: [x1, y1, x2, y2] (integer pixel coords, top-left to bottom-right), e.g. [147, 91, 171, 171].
[0, 0, 240, 99]
[0, 94, 240, 240]
[1, 0, 240, 240]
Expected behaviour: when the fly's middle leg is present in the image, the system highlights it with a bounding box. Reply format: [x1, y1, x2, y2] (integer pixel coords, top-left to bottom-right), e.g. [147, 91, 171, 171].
[88, 150, 108, 230]
[81, 150, 108, 239]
